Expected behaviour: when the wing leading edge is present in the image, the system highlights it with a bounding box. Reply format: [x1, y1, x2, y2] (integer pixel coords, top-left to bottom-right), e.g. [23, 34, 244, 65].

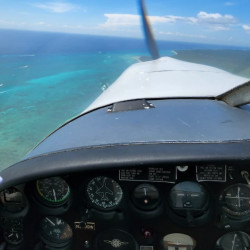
[84, 57, 248, 113]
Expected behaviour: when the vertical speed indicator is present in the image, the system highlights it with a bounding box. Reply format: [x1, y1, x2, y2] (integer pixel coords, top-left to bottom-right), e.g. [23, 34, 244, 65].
[87, 177, 123, 210]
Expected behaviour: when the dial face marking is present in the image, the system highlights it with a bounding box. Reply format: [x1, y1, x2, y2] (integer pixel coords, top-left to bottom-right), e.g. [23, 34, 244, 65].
[36, 177, 70, 204]
[96, 179, 113, 201]
[57, 218, 62, 225]
[231, 234, 236, 250]
[87, 177, 123, 210]
[53, 189, 57, 201]
[40, 216, 73, 243]
[96, 229, 138, 249]
[4, 229, 24, 245]
[221, 184, 250, 216]
[132, 183, 160, 210]
[237, 187, 240, 208]
[104, 239, 129, 248]
[46, 217, 56, 226]
[216, 231, 250, 250]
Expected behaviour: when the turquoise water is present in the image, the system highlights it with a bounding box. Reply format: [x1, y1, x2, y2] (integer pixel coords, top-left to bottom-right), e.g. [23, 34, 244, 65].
[1, 30, 249, 170]
[0, 52, 140, 170]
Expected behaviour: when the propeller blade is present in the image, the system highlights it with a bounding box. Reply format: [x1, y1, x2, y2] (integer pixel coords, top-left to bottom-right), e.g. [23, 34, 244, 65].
[139, 0, 160, 60]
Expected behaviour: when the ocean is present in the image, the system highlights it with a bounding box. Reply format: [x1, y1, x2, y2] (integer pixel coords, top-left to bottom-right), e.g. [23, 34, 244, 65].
[0, 29, 250, 170]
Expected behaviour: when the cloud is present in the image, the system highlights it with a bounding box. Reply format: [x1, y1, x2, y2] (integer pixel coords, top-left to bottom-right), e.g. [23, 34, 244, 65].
[162, 15, 197, 24]
[101, 14, 138, 27]
[100, 14, 197, 28]
[159, 31, 206, 39]
[100, 12, 238, 31]
[100, 14, 169, 28]
[33, 2, 75, 13]
[36, 21, 46, 25]
[224, 2, 235, 6]
[0, 19, 27, 26]
[196, 11, 237, 30]
[242, 24, 250, 33]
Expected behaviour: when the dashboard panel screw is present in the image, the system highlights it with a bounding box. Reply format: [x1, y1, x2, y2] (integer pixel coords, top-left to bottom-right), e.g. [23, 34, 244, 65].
[84, 240, 90, 248]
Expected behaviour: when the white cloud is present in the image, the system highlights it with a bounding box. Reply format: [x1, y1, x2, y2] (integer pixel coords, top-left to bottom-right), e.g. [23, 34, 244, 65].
[163, 15, 197, 24]
[100, 12, 238, 31]
[0, 19, 27, 27]
[225, 2, 235, 6]
[36, 21, 46, 25]
[100, 14, 170, 28]
[33, 2, 75, 13]
[101, 14, 139, 27]
[149, 16, 170, 24]
[159, 31, 206, 39]
[100, 14, 198, 28]
[62, 24, 86, 30]
[196, 11, 237, 30]
[242, 24, 250, 33]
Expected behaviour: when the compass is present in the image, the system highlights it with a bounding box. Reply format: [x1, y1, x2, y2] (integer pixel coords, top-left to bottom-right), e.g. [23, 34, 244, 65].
[87, 177, 123, 210]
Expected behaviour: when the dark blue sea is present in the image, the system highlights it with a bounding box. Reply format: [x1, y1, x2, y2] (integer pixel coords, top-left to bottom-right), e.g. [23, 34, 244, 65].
[0, 29, 248, 169]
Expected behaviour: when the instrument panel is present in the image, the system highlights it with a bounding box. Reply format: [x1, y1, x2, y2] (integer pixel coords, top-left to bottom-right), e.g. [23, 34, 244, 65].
[0, 163, 250, 250]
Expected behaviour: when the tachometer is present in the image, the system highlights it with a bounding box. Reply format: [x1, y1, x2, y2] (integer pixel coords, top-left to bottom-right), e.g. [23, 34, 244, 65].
[87, 176, 123, 210]
[220, 183, 250, 217]
[36, 177, 70, 207]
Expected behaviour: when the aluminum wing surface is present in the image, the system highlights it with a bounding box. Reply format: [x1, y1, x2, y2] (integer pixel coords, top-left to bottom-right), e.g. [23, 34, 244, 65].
[84, 57, 248, 114]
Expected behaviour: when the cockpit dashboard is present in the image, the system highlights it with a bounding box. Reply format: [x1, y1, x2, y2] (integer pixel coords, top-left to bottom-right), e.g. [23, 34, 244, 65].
[1, 99, 250, 249]
[1, 162, 250, 250]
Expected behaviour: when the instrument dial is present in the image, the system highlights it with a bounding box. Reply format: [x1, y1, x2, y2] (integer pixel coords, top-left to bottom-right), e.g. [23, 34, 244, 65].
[40, 216, 73, 246]
[163, 233, 196, 249]
[132, 184, 160, 210]
[87, 176, 123, 210]
[36, 177, 70, 206]
[216, 231, 250, 250]
[169, 181, 208, 212]
[95, 229, 139, 250]
[167, 181, 211, 226]
[220, 184, 250, 217]
[0, 187, 27, 213]
[4, 229, 24, 245]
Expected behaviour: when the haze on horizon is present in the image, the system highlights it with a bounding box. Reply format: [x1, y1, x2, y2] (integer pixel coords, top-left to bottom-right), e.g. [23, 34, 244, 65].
[0, 0, 250, 47]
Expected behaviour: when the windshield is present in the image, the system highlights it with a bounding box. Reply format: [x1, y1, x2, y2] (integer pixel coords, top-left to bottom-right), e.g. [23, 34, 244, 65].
[0, 0, 250, 170]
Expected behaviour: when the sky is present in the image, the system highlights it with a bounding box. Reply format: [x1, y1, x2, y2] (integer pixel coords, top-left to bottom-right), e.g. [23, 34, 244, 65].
[0, 0, 250, 47]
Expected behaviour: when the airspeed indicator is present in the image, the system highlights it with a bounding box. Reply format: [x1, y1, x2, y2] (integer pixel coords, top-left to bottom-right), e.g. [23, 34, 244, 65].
[87, 177, 123, 210]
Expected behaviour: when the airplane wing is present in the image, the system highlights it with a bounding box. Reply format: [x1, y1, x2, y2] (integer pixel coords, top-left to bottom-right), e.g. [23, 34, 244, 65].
[84, 56, 248, 113]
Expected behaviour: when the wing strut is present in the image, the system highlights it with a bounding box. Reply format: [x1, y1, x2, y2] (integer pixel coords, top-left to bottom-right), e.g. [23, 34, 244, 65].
[217, 80, 250, 106]
[139, 0, 160, 60]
